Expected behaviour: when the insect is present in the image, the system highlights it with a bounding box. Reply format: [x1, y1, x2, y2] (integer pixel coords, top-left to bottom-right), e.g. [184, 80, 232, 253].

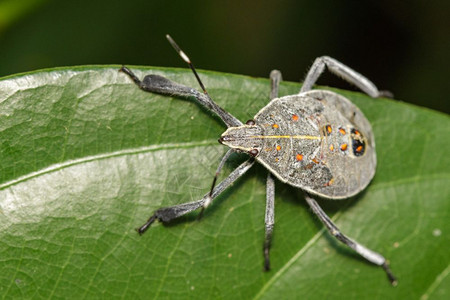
[119, 35, 397, 285]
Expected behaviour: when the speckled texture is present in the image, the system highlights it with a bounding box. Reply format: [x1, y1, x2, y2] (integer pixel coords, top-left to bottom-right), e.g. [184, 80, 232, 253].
[220, 90, 376, 199]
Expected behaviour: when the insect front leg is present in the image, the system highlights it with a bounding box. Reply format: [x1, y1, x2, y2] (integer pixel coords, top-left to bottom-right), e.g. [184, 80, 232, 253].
[119, 66, 242, 128]
[137, 158, 255, 234]
[300, 56, 392, 98]
[304, 192, 397, 285]
[197, 149, 235, 220]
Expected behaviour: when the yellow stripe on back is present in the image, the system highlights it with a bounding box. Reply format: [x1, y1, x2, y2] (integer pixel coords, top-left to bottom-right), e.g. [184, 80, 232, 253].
[250, 135, 320, 140]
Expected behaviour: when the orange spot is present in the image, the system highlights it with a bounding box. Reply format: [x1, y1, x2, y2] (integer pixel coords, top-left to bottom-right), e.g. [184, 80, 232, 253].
[326, 125, 332, 134]
[272, 124, 279, 129]
[292, 114, 299, 121]
[356, 145, 363, 152]
[312, 158, 319, 164]
[324, 178, 335, 187]
[339, 128, 346, 135]
[296, 154, 303, 161]
[354, 129, 361, 136]
[340, 144, 348, 151]
[276, 145, 281, 151]
[329, 144, 334, 151]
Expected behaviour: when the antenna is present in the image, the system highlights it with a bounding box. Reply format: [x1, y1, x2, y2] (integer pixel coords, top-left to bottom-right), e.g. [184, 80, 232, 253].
[163, 34, 242, 128]
[166, 34, 208, 94]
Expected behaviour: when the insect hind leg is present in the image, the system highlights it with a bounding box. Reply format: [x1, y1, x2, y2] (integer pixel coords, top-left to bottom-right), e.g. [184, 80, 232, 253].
[304, 192, 397, 285]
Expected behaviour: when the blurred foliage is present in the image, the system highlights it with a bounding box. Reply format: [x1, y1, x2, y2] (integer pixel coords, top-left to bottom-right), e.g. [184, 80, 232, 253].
[0, 0, 449, 113]
[0, 0, 49, 33]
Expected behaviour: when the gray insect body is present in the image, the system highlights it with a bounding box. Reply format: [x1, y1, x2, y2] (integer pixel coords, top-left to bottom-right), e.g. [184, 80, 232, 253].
[220, 90, 376, 199]
[120, 35, 397, 285]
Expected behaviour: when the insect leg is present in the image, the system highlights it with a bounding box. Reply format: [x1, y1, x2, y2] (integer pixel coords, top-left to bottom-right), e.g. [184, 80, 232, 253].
[300, 56, 392, 98]
[262, 70, 281, 271]
[137, 158, 255, 234]
[269, 70, 282, 100]
[119, 66, 242, 128]
[264, 173, 275, 271]
[304, 192, 398, 286]
[197, 149, 234, 220]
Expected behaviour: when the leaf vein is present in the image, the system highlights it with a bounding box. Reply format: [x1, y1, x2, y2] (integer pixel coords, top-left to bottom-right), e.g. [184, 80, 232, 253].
[420, 263, 450, 300]
[253, 217, 337, 300]
[0, 140, 218, 190]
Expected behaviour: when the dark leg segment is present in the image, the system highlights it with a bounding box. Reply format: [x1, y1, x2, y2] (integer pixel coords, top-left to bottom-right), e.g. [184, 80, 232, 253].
[304, 192, 397, 285]
[137, 159, 255, 234]
[119, 66, 242, 128]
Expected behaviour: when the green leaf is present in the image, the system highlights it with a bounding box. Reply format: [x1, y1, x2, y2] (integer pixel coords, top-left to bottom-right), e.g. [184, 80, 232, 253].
[1, 66, 449, 299]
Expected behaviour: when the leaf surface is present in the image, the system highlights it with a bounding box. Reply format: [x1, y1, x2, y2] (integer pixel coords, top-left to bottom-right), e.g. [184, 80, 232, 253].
[0, 66, 449, 299]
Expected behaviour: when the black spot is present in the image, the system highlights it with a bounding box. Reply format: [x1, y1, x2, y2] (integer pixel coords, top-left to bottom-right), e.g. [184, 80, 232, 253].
[351, 128, 366, 156]
[322, 125, 332, 136]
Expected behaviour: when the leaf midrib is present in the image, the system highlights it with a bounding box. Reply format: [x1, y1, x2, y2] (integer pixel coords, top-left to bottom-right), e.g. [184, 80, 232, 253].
[0, 139, 218, 189]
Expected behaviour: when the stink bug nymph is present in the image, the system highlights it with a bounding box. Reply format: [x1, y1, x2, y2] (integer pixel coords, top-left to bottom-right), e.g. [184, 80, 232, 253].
[119, 35, 397, 285]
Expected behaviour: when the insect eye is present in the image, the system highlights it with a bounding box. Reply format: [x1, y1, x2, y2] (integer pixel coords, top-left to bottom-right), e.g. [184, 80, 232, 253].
[351, 128, 366, 156]
[246, 119, 256, 125]
[248, 149, 259, 157]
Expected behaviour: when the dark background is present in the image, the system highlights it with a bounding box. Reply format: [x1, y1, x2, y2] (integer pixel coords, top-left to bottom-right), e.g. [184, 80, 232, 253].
[0, 0, 449, 113]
